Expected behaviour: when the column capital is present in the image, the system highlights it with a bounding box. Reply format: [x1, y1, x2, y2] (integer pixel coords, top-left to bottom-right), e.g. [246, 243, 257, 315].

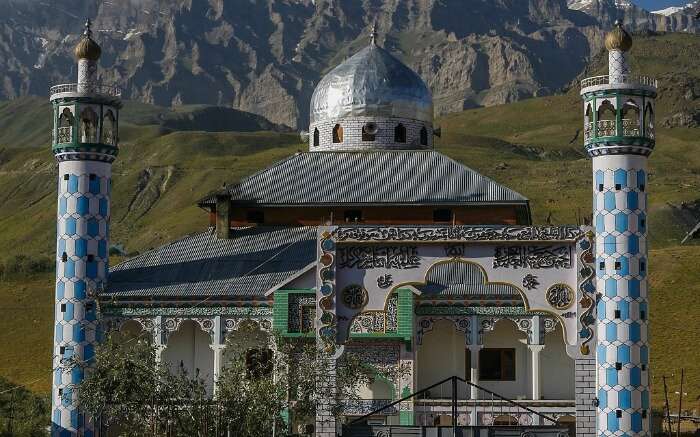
[527, 344, 545, 353]
[209, 344, 226, 352]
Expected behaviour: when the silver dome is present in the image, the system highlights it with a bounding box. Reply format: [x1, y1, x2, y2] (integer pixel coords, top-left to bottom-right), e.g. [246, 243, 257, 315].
[310, 44, 433, 125]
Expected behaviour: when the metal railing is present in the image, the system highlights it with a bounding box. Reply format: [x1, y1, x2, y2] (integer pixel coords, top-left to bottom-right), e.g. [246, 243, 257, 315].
[596, 119, 617, 137]
[50, 83, 121, 97]
[622, 118, 641, 137]
[581, 74, 657, 89]
[585, 119, 655, 140]
[347, 376, 562, 431]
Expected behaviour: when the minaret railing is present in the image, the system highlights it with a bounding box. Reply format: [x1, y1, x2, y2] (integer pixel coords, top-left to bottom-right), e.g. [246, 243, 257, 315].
[580, 74, 657, 89]
[50, 83, 121, 98]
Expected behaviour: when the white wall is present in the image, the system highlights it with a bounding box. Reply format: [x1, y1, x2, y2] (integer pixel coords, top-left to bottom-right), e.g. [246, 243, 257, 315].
[162, 321, 214, 394]
[541, 324, 575, 400]
[416, 319, 468, 398]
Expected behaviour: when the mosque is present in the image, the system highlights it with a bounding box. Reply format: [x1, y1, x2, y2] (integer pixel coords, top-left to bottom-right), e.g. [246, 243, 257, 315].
[49, 20, 655, 437]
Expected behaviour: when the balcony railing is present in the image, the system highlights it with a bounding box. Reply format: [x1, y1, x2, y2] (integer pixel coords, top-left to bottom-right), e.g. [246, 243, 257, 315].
[56, 127, 73, 144]
[580, 74, 657, 89]
[584, 119, 654, 141]
[50, 83, 121, 98]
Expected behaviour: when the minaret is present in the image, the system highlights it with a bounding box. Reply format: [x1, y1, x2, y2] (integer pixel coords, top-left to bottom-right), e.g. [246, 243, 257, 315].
[581, 21, 656, 437]
[50, 19, 121, 436]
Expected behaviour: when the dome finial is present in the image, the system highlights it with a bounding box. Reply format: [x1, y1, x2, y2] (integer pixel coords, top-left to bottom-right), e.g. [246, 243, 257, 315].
[605, 19, 632, 52]
[74, 17, 102, 61]
[370, 22, 378, 46]
[84, 18, 93, 38]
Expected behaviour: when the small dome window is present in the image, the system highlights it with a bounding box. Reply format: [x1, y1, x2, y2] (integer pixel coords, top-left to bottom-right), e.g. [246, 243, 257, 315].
[420, 126, 428, 146]
[394, 123, 406, 143]
[332, 124, 343, 143]
[362, 123, 377, 142]
[313, 128, 319, 148]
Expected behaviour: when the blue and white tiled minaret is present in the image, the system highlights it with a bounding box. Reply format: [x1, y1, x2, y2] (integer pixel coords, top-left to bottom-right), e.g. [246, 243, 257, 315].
[581, 21, 656, 437]
[50, 19, 121, 436]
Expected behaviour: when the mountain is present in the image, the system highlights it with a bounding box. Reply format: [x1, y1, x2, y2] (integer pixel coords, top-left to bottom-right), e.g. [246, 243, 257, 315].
[569, 0, 699, 32]
[0, 0, 612, 129]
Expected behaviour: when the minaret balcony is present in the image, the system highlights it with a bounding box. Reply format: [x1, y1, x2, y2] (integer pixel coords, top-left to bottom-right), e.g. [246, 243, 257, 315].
[50, 83, 121, 101]
[580, 74, 657, 95]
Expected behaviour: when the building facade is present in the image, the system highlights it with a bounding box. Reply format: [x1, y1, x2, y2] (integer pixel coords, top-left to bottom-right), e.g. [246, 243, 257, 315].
[48, 22, 655, 437]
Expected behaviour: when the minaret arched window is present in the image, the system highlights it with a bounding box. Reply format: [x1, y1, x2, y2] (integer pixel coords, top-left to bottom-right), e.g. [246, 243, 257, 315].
[644, 103, 654, 138]
[332, 124, 343, 143]
[394, 123, 406, 143]
[621, 100, 640, 136]
[584, 104, 593, 140]
[58, 108, 75, 144]
[80, 107, 98, 143]
[419, 126, 428, 146]
[362, 123, 377, 142]
[313, 128, 319, 148]
[597, 100, 616, 137]
[102, 110, 116, 145]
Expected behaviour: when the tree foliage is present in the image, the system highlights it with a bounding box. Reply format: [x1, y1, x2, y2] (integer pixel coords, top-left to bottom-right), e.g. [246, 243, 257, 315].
[79, 325, 407, 436]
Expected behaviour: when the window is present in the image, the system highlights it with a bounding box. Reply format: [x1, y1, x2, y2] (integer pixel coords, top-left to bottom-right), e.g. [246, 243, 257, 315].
[87, 254, 94, 262]
[615, 362, 622, 370]
[61, 252, 68, 262]
[420, 127, 428, 146]
[245, 348, 273, 378]
[300, 305, 315, 333]
[247, 210, 264, 224]
[313, 128, 319, 148]
[85, 302, 93, 311]
[614, 310, 621, 319]
[479, 348, 515, 381]
[616, 410, 622, 418]
[59, 346, 65, 355]
[598, 184, 604, 192]
[332, 124, 343, 143]
[433, 209, 452, 223]
[60, 304, 66, 312]
[80, 107, 98, 143]
[640, 310, 646, 320]
[394, 123, 406, 143]
[102, 110, 116, 145]
[344, 210, 363, 223]
[362, 123, 377, 142]
[464, 350, 471, 381]
[63, 174, 70, 181]
[614, 261, 621, 270]
[599, 261, 605, 270]
[615, 184, 621, 191]
[89, 174, 96, 180]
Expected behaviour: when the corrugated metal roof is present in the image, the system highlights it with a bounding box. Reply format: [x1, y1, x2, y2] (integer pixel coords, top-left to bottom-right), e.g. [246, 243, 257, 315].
[199, 151, 527, 207]
[415, 261, 521, 297]
[105, 227, 317, 298]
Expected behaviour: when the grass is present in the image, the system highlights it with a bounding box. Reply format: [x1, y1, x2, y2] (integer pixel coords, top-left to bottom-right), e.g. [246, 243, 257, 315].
[0, 32, 698, 409]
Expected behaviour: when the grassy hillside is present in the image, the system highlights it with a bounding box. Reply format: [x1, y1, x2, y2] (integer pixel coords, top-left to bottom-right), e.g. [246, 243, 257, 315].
[0, 33, 698, 406]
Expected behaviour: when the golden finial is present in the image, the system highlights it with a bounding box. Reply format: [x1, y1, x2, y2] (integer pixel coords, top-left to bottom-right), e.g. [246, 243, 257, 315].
[605, 20, 633, 52]
[74, 18, 102, 61]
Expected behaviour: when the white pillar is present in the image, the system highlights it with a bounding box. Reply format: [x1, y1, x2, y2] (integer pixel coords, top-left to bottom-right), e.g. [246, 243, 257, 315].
[468, 346, 482, 400]
[211, 316, 224, 395]
[529, 345, 545, 400]
[153, 315, 166, 364]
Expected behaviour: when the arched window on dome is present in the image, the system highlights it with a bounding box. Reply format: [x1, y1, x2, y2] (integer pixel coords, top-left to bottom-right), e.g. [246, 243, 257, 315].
[597, 100, 616, 137]
[313, 128, 319, 148]
[621, 100, 640, 136]
[57, 108, 75, 144]
[80, 107, 98, 143]
[362, 123, 377, 142]
[102, 109, 116, 145]
[332, 124, 343, 143]
[394, 123, 406, 143]
[420, 126, 428, 146]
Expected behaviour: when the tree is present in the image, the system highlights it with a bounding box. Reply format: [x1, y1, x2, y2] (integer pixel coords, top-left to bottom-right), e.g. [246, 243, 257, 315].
[79, 325, 408, 436]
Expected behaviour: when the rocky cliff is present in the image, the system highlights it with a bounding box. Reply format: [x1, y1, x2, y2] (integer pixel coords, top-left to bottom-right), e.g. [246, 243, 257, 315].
[0, 0, 696, 128]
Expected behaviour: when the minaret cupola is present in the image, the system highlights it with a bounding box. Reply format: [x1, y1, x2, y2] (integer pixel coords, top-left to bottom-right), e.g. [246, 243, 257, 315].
[308, 25, 434, 151]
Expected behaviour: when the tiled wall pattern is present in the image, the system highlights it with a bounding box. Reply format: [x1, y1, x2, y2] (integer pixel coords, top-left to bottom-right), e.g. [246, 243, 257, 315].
[608, 50, 629, 84]
[593, 155, 650, 437]
[309, 116, 433, 151]
[53, 159, 111, 437]
[576, 357, 597, 436]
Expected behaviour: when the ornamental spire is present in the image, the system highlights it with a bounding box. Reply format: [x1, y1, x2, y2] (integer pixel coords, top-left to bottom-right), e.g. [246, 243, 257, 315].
[370, 22, 378, 47]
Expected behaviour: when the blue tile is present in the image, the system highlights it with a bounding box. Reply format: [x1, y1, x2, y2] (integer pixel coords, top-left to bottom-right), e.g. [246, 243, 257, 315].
[618, 257, 629, 276]
[86, 260, 97, 279]
[606, 367, 619, 386]
[639, 212, 646, 232]
[637, 170, 646, 188]
[72, 324, 85, 342]
[629, 322, 641, 342]
[98, 240, 107, 258]
[63, 302, 74, 322]
[67, 175, 78, 194]
[87, 219, 99, 237]
[70, 367, 84, 385]
[74, 280, 86, 299]
[640, 345, 648, 364]
[606, 323, 618, 341]
[628, 235, 639, 255]
[89, 177, 100, 195]
[84, 344, 94, 362]
[70, 409, 79, 428]
[55, 323, 63, 342]
[615, 212, 629, 233]
[596, 170, 604, 186]
[605, 192, 616, 211]
[61, 387, 72, 407]
[631, 412, 642, 433]
[607, 411, 619, 432]
[76, 196, 89, 215]
[614, 169, 628, 188]
[597, 344, 607, 365]
[598, 388, 608, 409]
[627, 191, 638, 210]
[630, 367, 641, 387]
[641, 390, 649, 409]
[56, 282, 65, 300]
[598, 299, 607, 319]
[618, 300, 630, 320]
[619, 389, 631, 408]
[59, 197, 67, 215]
[617, 344, 630, 363]
[596, 214, 605, 233]
[75, 239, 87, 258]
[58, 238, 66, 255]
[99, 198, 108, 217]
[629, 279, 640, 298]
[605, 278, 618, 298]
[65, 218, 77, 236]
[605, 235, 616, 254]
[64, 259, 75, 278]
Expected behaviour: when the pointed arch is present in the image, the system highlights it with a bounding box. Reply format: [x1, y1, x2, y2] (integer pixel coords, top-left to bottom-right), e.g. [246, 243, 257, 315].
[622, 100, 640, 136]
[394, 123, 406, 143]
[332, 124, 343, 143]
[419, 126, 428, 146]
[597, 100, 616, 121]
[102, 109, 116, 145]
[57, 108, 75, 144]
[597, 100, 616, 137]
[79, 107, 98, 143]
[644, 102, 655, 139]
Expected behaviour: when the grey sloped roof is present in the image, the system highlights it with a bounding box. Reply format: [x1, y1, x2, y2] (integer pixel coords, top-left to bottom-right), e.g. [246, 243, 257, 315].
[415, 260, 521, 297]
[105, 227, 317, 298]
[198, 151, 527, 207]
